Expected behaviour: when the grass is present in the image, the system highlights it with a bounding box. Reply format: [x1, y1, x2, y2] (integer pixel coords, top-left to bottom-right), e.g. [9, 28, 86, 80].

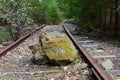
[0, 26, 10, 43]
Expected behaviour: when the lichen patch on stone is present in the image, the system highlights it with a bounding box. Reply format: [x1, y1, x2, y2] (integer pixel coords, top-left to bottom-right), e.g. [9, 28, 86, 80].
[29, 31, 79, 65]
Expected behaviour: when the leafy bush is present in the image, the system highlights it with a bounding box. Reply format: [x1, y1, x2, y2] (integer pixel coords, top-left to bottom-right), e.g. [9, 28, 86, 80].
[45, 0, 62, 24]
[0, 26, 10, 43]
[60, 0, 114, 32]
[0, 0, 30, 41]
[26, 0, 62, 24]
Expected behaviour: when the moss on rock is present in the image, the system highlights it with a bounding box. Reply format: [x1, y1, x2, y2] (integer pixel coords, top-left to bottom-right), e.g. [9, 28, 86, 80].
[41, 31, 78, 65]
[29, 31, 79, 65]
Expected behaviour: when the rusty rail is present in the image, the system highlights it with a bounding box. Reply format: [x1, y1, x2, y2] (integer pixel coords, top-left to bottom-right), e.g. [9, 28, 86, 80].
[63, 25, 113, 80]
[0, 24, 46, 57]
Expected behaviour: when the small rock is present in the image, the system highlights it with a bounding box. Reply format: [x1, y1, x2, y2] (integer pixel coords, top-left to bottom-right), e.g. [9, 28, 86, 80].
[0, 44, 4, 49]
[101, 59, 114, 70]
[80, 63, 88, 69]
[116, 48, 120, 52]
[63, 66, 69, 70]
[30, 72, 34, 76]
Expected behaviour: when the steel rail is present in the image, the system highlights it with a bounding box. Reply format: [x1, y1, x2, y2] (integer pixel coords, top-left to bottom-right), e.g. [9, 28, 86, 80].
[63, 25, 113, 80]
[0, 24, 46, 57]
[91, 68, 103, 80]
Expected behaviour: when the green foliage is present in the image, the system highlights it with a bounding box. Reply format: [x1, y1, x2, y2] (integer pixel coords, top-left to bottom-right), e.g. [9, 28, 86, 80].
[61, 0, 114, 32]
[0, 0, 31, 41]
[117, 5, 120, 11]
[0, 75, 13, 80]
[0, 0, 29, 25]
[44, 0, 62, 24]
[78, 22, 95, 33]
[57, 0, 70, 18]
[0, 0, 118, 35]
[26, 0, 62, 24]
[0, 26, 10, 43]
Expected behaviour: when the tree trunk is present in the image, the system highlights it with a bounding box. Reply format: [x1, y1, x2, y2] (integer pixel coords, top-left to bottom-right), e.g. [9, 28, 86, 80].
[114, 0, 119, 36]
[104, 10, 107, 28]
[109, 8, 113, 27]
[99, 11, 103, 27]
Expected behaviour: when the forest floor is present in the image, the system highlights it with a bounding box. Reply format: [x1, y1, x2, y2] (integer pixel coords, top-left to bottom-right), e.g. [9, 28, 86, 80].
[0, 23, 120, 80]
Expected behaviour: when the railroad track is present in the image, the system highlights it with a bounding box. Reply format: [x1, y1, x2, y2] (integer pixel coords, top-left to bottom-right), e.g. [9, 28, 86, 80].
[63, 23, 120, 80]
[0, 23, 119, 80]
[0, 24, 46, 57]
[63, 25, 114, 80]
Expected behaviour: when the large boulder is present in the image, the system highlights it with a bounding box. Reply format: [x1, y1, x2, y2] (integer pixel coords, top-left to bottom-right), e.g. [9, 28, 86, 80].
[41, 31, 78, 65]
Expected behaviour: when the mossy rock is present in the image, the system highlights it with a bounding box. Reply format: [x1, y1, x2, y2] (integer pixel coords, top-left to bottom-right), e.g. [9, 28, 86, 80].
[41, 31, 78, 65]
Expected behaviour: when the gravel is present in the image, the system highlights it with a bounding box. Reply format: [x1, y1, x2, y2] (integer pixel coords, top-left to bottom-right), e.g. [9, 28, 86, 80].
[0, 24, 90, 80]
[0, 23, 119, 80]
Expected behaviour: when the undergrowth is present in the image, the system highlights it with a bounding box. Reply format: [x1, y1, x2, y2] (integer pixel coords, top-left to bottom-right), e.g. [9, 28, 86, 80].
[0, 26, 10, 43]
